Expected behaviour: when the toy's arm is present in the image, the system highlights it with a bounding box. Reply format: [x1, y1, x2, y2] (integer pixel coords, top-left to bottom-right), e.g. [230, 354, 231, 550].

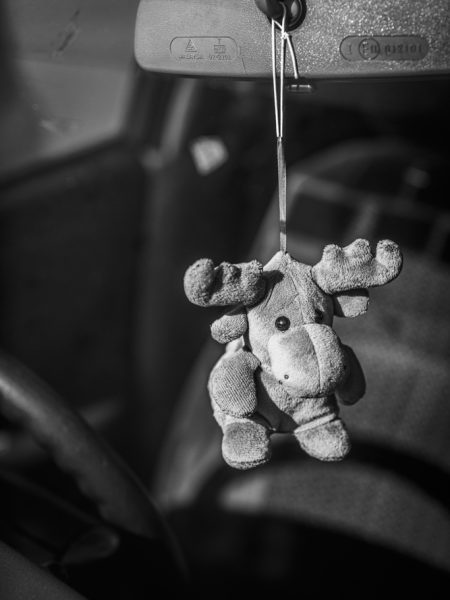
[211, 307, 248, 344]
[335, 345, 366, 405]
[208, 349, 260, 418]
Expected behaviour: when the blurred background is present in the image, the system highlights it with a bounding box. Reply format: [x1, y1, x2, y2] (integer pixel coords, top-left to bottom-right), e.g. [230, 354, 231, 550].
[0, 1, 449, 598]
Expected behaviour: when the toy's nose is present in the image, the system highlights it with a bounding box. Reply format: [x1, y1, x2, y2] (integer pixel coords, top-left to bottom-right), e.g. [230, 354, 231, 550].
[268, 324, 346, 396]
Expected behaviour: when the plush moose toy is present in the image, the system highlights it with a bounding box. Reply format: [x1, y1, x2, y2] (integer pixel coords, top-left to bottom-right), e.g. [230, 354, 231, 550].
[184, 239, 402, 469]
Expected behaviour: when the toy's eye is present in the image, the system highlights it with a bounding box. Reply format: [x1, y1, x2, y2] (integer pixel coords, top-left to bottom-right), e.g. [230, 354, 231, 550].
[314, 309, 324, 323]
[275, 316, 290, 331]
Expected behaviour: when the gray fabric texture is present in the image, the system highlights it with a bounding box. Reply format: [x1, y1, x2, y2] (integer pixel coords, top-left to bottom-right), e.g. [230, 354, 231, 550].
[267, 323, 346, 396]
[247, 252, 334, 369]
[209, 251, 371, 465]
[222, 419, 271, 470]
[209, 348, 260, 418]
[188, 241, 401, 468]
[312, 239, 402, 294]
[184, 258, 266, 307]
[295, 418, 351, 461]
[332, 289, 369, 318]
[210, 307, 248, 343]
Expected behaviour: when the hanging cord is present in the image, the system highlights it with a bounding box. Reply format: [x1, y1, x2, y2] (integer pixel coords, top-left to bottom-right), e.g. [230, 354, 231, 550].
[271, 4, 299, 253]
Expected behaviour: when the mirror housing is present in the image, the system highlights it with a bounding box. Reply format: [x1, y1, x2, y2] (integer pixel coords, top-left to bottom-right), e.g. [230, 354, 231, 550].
[135, 0, 450, 80]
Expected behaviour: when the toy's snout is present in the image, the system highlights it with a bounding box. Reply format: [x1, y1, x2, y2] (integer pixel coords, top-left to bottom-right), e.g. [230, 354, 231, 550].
[268, 324, 347, 397]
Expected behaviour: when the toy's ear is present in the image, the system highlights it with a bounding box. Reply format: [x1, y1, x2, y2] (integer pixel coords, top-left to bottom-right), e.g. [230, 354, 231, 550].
[184, 258, 265, 307]
[332, 289, 369, 318]
[211, 307, 248, 344]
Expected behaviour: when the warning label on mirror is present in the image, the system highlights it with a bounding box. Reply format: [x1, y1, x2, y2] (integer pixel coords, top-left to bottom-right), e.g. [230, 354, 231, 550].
[170, 37, 238, 62]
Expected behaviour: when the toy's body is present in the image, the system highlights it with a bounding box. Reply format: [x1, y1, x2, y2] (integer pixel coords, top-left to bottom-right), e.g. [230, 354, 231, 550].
[184, 240, 402, 469]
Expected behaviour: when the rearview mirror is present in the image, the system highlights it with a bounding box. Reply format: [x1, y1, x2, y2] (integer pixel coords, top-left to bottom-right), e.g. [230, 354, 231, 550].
[135, 0, 450, 80]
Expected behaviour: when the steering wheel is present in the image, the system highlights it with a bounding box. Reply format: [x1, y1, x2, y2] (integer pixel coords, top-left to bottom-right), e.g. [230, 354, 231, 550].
[0, 351, 184, 599]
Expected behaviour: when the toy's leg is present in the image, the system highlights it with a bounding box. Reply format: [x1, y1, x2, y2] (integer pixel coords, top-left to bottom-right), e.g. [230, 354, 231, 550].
[221, 416, 271, 470]
[209, 349, 270, 469]
[208, 349, 260, 418]
[294, 417, 350, 461]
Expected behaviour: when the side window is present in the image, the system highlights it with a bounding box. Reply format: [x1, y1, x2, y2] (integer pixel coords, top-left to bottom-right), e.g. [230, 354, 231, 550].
[1, 0, 140, 177]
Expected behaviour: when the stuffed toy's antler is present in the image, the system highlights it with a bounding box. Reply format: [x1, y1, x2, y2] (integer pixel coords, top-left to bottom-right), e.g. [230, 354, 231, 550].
[311, 239, 402, 295]
[184, 258, 266, 307]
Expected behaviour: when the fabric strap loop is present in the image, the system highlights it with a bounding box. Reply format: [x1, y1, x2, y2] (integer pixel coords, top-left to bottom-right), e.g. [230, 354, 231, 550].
[271, 5, 299, 253]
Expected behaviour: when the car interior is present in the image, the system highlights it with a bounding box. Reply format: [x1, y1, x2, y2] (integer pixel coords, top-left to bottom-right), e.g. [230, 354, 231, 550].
[0, 1, 449, 598]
